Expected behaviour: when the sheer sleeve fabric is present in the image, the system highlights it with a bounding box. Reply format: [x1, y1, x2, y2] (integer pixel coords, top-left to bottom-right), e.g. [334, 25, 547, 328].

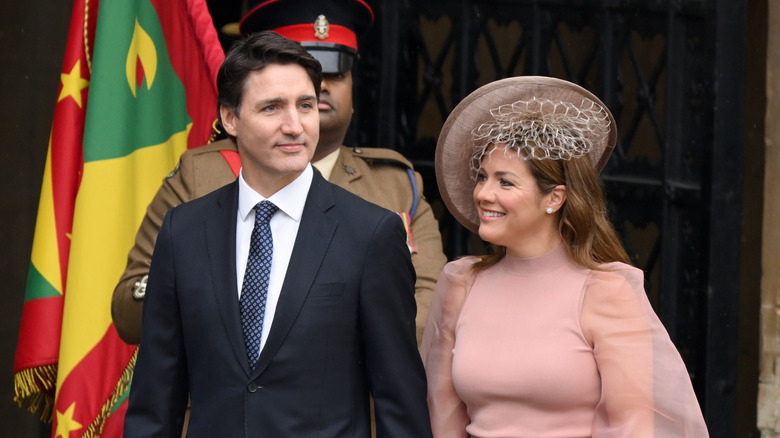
[580, 263, 709, 437]
[420, 258, 477, 438]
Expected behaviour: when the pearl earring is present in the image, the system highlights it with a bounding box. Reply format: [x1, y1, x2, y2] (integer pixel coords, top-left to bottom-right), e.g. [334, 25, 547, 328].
[546, 207, 554, 214]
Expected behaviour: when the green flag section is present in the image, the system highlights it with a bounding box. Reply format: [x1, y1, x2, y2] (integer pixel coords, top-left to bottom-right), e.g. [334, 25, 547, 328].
[83, 0, 191, 161]
[14, 0, 224, 435]
[25, 264, 63, 301]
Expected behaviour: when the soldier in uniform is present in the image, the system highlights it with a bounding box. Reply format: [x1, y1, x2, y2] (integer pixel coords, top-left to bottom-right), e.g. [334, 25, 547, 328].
[111, 0, 447, 345]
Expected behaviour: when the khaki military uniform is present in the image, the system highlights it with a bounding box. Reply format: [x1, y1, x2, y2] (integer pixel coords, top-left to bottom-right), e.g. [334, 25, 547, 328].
[112, 138, 447, 345]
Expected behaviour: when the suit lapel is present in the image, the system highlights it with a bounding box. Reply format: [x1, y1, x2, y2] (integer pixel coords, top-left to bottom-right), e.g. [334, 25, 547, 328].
[204, 181, 250, 373]
[253, 172, 337, 376]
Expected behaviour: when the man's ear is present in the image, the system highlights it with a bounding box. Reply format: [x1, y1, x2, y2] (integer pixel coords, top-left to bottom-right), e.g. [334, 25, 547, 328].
[548, 185, 567, 211]
[219, 105, 238, 137]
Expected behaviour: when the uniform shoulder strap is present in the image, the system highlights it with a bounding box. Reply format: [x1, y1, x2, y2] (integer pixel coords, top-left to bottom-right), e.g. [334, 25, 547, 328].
[348, 147, 419, 218]
[349, 146, 414, 170]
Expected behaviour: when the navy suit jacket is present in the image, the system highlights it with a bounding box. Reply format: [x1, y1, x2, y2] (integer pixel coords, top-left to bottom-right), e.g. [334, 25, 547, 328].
[124, 171, 433, 437]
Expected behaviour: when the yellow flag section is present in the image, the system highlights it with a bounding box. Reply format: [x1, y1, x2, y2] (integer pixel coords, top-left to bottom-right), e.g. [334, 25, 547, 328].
[30, 144, 64, 296]
[52, 133, 187, 438]
[57, 130, 187, 385]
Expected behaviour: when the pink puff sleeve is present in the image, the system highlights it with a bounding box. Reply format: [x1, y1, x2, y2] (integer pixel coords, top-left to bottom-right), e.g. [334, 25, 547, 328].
[420, 258, 477, 438]
[580, 263, 709, 437]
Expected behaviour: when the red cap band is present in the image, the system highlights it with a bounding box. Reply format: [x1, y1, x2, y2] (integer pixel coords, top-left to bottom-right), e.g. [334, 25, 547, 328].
[273, 23, 357, 50]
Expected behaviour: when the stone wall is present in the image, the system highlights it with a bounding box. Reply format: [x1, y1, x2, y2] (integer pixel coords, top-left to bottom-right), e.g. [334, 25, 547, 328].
[759, 1, 780, 436]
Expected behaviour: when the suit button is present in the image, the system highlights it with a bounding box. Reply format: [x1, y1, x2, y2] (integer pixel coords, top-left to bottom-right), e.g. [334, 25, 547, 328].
[248, 382, 258, 393]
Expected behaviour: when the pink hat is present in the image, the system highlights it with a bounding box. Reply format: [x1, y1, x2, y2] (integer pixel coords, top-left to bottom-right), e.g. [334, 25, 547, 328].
[435, 76, 617, 233]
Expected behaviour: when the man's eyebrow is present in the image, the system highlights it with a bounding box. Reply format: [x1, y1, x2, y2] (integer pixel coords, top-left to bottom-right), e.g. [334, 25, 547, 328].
[256, 95, 317, 105]
[257, 97, 284, 106]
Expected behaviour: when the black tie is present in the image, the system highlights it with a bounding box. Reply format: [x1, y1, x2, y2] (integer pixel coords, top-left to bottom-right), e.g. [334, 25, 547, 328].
[240, 200, 278, 372]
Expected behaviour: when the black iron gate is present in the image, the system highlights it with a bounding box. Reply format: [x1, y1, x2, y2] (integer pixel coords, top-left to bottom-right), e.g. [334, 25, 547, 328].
[351, 0, 747, 436]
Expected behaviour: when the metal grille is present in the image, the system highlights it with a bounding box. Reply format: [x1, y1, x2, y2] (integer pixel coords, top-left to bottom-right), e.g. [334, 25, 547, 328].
[354, 0, 744, 435]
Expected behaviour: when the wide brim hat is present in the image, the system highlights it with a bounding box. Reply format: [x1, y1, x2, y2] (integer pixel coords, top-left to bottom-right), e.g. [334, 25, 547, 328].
[435, 76, 617, 234]
[239, 0, 374, 74]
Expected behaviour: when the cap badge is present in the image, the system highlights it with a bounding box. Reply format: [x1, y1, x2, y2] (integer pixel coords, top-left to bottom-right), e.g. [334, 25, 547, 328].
[314, 14, 329, 40]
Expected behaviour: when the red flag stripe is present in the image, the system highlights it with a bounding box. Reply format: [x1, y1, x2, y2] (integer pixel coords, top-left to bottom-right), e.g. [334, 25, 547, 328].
[150, 0, 224, 148]
[49, 0, 98, 291]
[54, 327, 136, 437]
[14, 297, 64, 371]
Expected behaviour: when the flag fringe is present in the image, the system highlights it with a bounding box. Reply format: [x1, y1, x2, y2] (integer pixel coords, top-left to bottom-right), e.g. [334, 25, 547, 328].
[13, 364, 58, 422]
[83, 348, 137, 438]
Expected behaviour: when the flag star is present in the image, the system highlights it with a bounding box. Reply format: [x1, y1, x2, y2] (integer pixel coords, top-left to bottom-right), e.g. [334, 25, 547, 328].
[55, 402, 83, 438]
[58, 60, 89, 107]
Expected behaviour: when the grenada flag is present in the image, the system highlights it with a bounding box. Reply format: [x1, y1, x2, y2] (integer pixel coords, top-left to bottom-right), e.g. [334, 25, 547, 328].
[13, 0, 224, 436]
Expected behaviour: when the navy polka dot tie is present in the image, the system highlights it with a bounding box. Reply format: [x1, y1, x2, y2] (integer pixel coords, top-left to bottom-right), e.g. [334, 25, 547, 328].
[240, 200, 278, 372]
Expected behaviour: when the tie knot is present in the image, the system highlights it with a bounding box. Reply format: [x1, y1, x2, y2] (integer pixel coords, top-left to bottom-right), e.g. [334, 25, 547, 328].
[255, 200, 278, 225]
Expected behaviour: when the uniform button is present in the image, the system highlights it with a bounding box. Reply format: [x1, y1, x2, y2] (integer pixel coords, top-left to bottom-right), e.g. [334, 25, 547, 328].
[248, 382, 258, 393]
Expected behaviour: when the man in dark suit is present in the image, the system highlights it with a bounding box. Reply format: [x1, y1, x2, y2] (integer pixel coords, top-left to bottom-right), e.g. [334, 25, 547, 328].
[123, 31, 433, 437]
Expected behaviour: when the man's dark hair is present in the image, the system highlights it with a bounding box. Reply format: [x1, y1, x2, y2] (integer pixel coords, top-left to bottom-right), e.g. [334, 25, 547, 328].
[217, 31, 323, 139]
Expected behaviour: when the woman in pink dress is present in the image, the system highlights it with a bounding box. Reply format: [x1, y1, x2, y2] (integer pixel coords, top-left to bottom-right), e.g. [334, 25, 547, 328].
[421, 76, 708, 437]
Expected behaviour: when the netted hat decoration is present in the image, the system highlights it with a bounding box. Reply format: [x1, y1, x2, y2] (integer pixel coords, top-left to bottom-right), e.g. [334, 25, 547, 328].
[435, 76, 617, 233]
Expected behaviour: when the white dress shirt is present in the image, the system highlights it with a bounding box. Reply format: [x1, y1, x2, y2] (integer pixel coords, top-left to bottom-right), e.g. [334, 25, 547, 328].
[235, 164, 313, 355]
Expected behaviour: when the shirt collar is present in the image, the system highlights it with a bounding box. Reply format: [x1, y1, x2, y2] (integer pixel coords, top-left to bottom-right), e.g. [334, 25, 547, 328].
[238, 164, 313, 222]
[311, 147, 341, 180]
